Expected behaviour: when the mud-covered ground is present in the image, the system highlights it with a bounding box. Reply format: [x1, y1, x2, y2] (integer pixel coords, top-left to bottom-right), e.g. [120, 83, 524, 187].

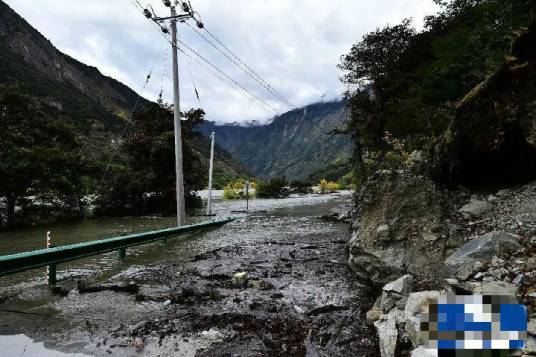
[0, 192, 379, 357]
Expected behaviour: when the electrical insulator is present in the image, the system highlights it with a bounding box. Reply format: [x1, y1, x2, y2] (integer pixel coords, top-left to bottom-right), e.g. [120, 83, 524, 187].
[143, 9, 152, 19]
[181, 3, 190, 13]
[161, 27, 170, 34]
[163, 0, 171, 7]
[196, 21, 204, 29]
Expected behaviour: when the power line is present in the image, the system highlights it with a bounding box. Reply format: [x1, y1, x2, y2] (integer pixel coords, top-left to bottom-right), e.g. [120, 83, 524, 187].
[175, 37, 278, 113]
[78, 41, 165, 228]
[130, 0, 279, 114]
[185, 22, 294, 109]
[202, 25, 295, 109]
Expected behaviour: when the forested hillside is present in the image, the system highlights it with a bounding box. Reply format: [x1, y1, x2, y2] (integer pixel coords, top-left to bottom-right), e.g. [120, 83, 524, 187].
[201, 101, 352, 181]
[340, 0, 535, 186]
[0, 0, 247, 228]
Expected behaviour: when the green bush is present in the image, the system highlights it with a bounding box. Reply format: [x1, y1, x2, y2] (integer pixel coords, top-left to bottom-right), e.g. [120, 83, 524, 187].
[223, 185, 241, 200]
[256, 178, 289, 198]
[318, 179, 340, 194]
[289, 180, 313, 194]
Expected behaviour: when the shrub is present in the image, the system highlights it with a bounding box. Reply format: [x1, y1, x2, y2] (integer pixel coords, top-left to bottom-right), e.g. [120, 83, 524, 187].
[290, 180, 313, 194]
[223, 185, 240, 200]
[318, 179, 340, 193]
[223, 179, 255, 200]
[256, 178, 289, 198]
[337, 172, 357, 190]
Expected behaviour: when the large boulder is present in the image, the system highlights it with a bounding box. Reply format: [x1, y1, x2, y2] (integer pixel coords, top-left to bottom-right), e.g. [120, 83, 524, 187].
[445, 231, 522, 278]
[375, 275, 414, 313]
[349, 171, 453, 287]
[374, 308, 404, 357]
[403, 291, 440, 348]
[458, 198, 494, 218]
[433, 24, 536, 188]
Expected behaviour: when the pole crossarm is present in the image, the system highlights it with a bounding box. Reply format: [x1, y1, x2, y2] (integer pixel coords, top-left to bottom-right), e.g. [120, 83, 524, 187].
[0, 218, 236, 277]
[154, 15, 191, 22]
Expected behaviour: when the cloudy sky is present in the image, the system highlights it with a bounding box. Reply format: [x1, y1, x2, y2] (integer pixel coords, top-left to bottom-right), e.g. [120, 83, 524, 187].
[5, 0, 440, 123]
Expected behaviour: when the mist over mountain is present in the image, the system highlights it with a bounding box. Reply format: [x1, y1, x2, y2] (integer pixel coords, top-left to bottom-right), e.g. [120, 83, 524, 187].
[201, 101, 352, 181]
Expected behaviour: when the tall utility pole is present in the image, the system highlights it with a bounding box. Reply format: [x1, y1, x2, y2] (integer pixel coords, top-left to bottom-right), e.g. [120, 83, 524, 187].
[206, 132, 215, 216]
[148, 1, 204, 226]
[170, 4, 186, 226]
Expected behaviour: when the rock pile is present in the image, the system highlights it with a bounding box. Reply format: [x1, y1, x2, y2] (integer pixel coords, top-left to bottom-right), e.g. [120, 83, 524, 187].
[348, 164, 536, 357]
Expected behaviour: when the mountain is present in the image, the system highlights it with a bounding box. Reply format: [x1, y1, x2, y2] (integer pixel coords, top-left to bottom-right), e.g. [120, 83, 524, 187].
[201, 101, 353, 181]
[0, 0, 248, 183]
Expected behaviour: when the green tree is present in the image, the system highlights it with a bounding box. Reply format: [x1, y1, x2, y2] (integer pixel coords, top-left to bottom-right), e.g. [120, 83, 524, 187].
[0, 85, 87, 228]
[96, 102, 206, 216]
[256, 177, 289, 199]
[340, 0, 535, 183]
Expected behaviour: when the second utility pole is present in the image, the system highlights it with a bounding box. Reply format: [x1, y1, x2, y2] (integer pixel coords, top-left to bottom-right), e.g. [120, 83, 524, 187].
[170, 4, 186, 226]
[206, 132, 215, 216]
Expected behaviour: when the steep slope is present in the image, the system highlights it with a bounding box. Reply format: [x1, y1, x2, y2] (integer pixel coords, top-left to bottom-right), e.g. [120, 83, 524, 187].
[0, 1, 142, 122]
[201, 101, 352, 181]
[0, 0, 248, 183]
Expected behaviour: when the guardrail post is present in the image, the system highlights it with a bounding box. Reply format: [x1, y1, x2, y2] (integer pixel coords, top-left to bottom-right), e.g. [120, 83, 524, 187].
[118, 247, 126, 260]
[47, 231, 57, 285]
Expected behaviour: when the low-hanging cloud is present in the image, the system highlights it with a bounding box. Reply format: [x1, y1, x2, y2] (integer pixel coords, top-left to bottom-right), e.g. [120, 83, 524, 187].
[5, 0, 439, 123]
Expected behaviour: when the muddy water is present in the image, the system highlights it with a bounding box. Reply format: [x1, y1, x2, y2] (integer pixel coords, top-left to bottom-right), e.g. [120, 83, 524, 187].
[0, 192, 350, 287]
[0, 191, 379, 357]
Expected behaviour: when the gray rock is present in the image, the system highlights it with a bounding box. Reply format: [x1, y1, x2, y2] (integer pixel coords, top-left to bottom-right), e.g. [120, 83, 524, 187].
[348, 247, 402, 286]
[459, 199, 494, 218]
[490, 268, 509, 280]
[525, 335, 536, 355]
[411, 346, 436, 357]
[374, 308, 403, 357]
[376, 275, 414, 313]
[383, 275, 413, 296]
[421, 229, 438, 242]
[377, 224, 391, 241]
[444, 279, 476, 295]
[471, 281, 519, 296]
[349, 173, 450, 284]
[376, 291, 398, 313]
[404, 291, 440, 348]
[528, 318, 536, 337]
[445, 232, 522, 277]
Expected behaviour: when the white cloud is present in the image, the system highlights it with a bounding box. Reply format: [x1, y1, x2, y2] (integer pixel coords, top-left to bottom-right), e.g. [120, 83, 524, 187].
[4, 0, 440, 123]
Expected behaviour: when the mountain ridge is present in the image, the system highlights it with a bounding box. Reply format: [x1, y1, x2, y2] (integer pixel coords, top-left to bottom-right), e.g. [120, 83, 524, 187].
[0, 0, 248, 183]
[200, 100, 353, 181]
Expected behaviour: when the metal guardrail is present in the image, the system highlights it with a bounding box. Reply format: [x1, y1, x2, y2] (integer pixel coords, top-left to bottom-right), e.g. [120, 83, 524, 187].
[0, 217, 236, 280]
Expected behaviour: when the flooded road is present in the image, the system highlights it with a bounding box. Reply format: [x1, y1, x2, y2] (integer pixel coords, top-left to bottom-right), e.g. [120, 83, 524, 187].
[0, 192, 350, 287]
[0, 191, 379, 357]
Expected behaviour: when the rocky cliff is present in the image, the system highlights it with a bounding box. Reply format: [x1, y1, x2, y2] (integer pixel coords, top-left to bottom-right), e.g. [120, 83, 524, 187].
[350, 25, 536, 357]
[433, 24, 536, 189]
